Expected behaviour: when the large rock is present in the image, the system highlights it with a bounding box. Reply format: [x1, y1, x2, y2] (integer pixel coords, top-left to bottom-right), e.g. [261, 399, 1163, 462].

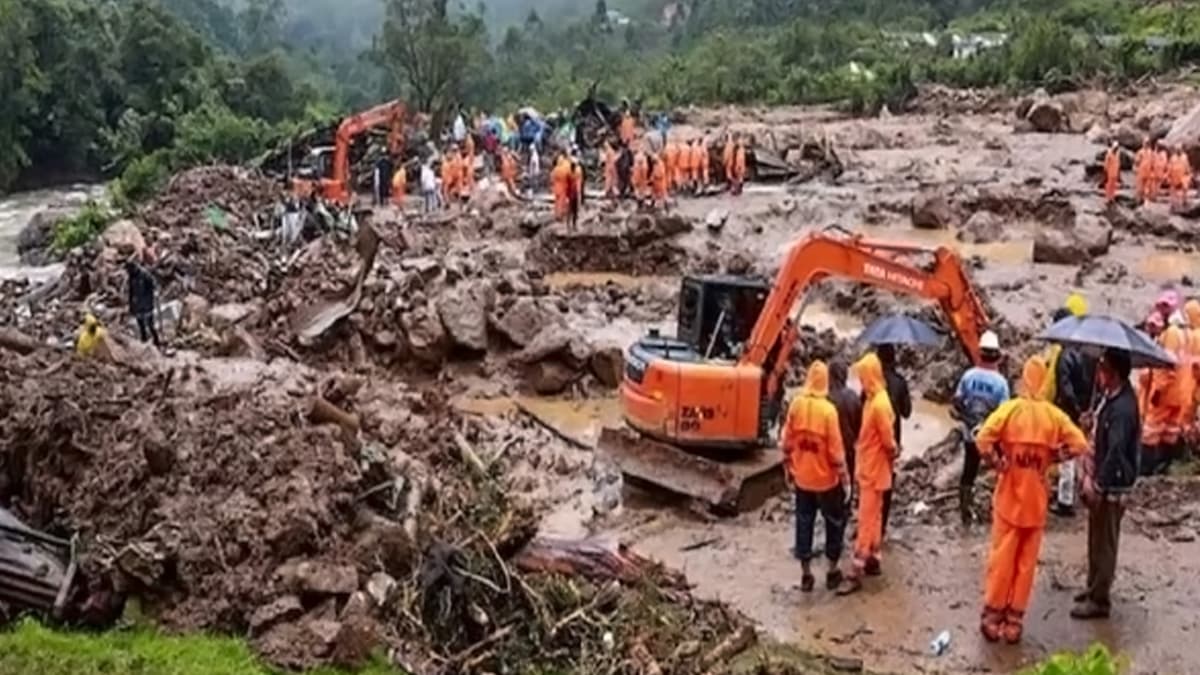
[1164, 100, 1200, 168]
[957, 211, 1006, 244]
[515, 325, 579, 364]
[490, 297, 563, 347]
[1032, 216, 1112, 264]
[16, 208, 73, 259]
[525, 360, 578, 395]
[1021, 90, 1069, 133]
[589, 346, 625, 388]
[101, 218, 146, 253]
[437, 282, 493, 352]
[401, 301, 448, 364]
[910, 193, 958, 229]
[276, 560, 359, 596]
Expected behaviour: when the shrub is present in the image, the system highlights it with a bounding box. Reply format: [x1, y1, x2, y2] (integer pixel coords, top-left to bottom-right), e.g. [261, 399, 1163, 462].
[51, 201, 115, 253]
[1023, 644, 1127, 675]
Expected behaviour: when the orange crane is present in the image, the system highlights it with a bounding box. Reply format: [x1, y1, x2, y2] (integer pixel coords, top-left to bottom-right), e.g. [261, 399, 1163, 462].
[292, 99, 407, 205]
[599, 230, 990, 512]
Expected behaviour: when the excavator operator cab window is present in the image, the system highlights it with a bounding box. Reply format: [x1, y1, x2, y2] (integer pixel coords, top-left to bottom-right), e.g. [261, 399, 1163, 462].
[676, 275, 769, 361]
[297, 147, 336, 180]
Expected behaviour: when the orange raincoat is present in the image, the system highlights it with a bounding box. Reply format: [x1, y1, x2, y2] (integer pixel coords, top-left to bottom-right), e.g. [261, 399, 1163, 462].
[1170, 151, 1193, 207]
[695, 140, 710, 187]
[1103, 147, 1120, 203]
[1134, 143, 1151, 201]
[390, 166, 407, 206]
[440, 154, 459, 204]
[1143, 324, 1187, 447]
[620, 112, 636, 145]
[782, 362, 847, 493]
[664, 143, 680, 190]
[1153, 150, 1170, 200]
[500, 150, 517, 193]
[975, 356, 1087, 641]
[679, 142, 695, 188]
[732, 142, 748, 192]
[459, 151, 475, 198]
[1187, 300, 1200, 427]
[464, 133, 475, 162]
[551, 157, 572, 220]
[722, 139, 735, 185]
[632, 151, 649, 198]
[650, 156, 668, 204]
[850, 353, 896, 575]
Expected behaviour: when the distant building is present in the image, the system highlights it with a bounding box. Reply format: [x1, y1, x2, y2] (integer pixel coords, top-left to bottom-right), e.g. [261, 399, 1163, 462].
[951, 32, 1009, 59]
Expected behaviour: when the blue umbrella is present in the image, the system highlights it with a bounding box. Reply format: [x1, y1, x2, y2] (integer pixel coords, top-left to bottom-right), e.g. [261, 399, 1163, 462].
[856, 314, 942, 347]
[1037, 314, 1176, 369]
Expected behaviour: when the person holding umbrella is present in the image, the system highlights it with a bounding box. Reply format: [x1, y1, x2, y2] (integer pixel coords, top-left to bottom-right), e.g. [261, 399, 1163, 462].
[1073, 348, 1142, 620]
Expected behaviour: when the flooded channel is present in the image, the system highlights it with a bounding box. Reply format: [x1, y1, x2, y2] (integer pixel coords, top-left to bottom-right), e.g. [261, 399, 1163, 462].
[0, 184, 100, 282]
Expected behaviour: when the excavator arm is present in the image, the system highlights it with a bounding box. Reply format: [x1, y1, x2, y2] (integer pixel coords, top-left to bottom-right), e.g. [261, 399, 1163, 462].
[311, 99, 406, 205]
[743, 232, 989, 379]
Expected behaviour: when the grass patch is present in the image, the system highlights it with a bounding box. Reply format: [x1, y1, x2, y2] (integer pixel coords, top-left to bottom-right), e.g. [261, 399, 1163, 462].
[51, 201, 115, 253]
[0, 618, 400, 675]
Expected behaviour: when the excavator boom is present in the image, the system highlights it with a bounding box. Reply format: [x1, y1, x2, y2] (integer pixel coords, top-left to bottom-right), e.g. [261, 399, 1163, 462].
[292, 99, 408, 205]
[603, 230, 990, 513]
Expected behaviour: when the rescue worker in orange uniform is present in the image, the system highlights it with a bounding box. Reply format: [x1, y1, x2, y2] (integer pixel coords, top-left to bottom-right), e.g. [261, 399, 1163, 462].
[390, 164, 407, 207]
[1142, 291, 1187, 474]
[1103, 142, 1120, 204]
[1152, 145, 1170, 202]
[664, 141, 680, 193]
[620, 109, 636, 146]
[499, 148, 518, 194]
[1169, 147, 1193, 208]
[783, 361, 850, 593]
[569, 155, 584, 229]
[458, 147, 474, 199]
[732, 138, 748, 195]
[836, 353, 896, 596]
[550, 154, 572, 221]
[632, 149, 650, 201]
[440, 150, 460, 207]
[463, 132, 475, 164]
[976, 355, 1088, 644]
[695, 137, 710, 189]
[680, 139, 696, 192]
[603, 142, 618, 198]
[1185, 299, 1200, 451]
[1135, 137, 1152, 203]
[650, 154, 669, 208]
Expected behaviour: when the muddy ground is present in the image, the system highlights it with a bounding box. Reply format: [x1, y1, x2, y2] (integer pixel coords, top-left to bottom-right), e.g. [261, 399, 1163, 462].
[4, 79, 1200, 673]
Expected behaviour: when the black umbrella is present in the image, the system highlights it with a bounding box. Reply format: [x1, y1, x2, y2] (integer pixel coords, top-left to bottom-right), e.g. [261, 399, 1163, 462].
[856, 314, 942, 347]
[1036, 314, 1176, 369]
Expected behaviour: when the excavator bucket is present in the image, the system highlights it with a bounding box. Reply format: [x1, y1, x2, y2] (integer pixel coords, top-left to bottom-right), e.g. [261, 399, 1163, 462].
[598, 427, 784, 514]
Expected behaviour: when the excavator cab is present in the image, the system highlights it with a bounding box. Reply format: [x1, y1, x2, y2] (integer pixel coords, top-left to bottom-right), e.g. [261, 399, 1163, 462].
[292, 147, 340, 201]
[676, 275, 769, 361]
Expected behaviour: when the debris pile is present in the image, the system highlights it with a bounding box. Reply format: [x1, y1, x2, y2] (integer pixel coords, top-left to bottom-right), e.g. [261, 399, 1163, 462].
[528, 214, 692, 275]
[0, 350, 756, 672]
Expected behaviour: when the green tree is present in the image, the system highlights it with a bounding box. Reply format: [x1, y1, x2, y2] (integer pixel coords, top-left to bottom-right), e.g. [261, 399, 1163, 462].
[0, 0, 37, 188]
[375, 0, 490, 119]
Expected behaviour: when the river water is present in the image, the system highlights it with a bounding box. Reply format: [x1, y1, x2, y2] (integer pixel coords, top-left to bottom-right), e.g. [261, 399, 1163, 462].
[0, 185, 102, 282]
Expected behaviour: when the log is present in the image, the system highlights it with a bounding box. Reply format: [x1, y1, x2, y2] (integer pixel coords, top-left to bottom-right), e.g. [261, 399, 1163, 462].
[513, 537, 681, 586]
[0, 328, 43, 355]
[308, 396, 360, 434]
[701, 625, 756, 672]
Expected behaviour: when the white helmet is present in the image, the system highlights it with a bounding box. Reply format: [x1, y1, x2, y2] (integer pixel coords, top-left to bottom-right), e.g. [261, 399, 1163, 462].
[980, 330, 1001, 351]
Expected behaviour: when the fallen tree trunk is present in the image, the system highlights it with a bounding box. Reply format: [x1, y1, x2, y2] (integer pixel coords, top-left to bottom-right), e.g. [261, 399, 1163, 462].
[514, 537, 685, 587]
[0, 328, 43, 355]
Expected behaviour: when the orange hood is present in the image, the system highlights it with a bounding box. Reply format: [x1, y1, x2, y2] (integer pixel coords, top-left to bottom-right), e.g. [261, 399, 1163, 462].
[1185, 299, 1200, 328]
[803, 361, 829, 397]
[1019, 355, 1049, 399]
[854, 353, 885, 396]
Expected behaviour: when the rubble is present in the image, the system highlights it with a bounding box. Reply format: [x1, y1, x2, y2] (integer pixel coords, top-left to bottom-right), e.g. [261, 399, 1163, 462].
[910, 192, 959, 229]
[1033, 215, 1113, 264]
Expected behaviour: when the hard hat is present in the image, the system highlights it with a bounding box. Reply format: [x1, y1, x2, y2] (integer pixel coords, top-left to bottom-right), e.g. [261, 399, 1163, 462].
[980, 330, 1001, 351]
[1064, 293, 1088, 317]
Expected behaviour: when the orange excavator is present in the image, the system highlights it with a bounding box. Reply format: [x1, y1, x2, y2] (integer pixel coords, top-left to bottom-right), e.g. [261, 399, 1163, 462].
[599, 230, 990, 512]
[292, 99, 407, 205]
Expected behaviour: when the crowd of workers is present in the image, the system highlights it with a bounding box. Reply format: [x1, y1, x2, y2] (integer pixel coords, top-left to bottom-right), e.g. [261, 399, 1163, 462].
[780, 287, 1200, 644]
[371, 105, 752, 225]
[1103, 138, 1193, 207]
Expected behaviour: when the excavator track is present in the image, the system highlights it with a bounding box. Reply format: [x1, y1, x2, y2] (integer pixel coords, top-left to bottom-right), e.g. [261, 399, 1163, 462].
[598, 427, 784, 514]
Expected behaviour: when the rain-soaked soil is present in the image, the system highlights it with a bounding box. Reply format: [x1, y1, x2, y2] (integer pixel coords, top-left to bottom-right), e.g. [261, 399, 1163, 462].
[6, 80, 1200, 672]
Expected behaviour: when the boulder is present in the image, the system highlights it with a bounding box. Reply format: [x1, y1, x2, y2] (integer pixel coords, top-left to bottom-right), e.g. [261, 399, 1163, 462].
[401, 301, 447, 364]
[525, 360, 578, 395]
[1113, 124, 1144, 151]
[249, 596, 304, 635]
[276, 560, 359, 596]
[101, 218, 146, 253]
[1164, 101, 1200, 168]
[490, 297, 563, 347]
[181, 294, 211, 331]
[910, 193, 958, 229]
[1032, 216, 1112, 264]
[957, 211, 1006, 244]
[515, 325, 578, 364]
[1026, 95, 1068, 133]
[437, 282, 493, 352]
[589, 346, 625, 388]
[209, 302, 261, 329]
[16, 208, 73, 259]
[705, 208, 729, 232]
